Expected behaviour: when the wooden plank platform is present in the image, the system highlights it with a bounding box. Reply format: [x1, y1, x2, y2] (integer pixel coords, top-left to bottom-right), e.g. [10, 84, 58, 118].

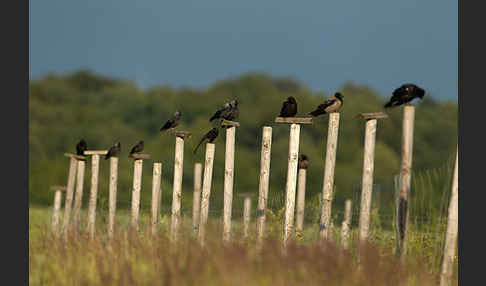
[64, 153, 87, 160]
[83, 150, 108, 155]
[221, 120, 240, 128]
[356, 112, 389, 120]
[129, 153, 151, 160]
[274, 117, 313, 124]
[167, 129, 192, 139]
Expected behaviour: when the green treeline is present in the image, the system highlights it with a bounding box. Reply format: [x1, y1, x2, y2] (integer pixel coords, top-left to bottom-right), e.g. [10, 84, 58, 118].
[29, 70, 457, 219]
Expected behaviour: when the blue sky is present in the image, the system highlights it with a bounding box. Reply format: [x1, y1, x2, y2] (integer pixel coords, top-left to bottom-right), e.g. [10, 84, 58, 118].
[30, 0, 458, 100]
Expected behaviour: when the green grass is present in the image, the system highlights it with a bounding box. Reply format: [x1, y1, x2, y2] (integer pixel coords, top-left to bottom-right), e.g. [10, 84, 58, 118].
[29, 206, 457, 286]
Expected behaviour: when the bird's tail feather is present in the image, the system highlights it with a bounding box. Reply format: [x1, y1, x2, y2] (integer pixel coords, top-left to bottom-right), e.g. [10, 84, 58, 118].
[193, 138, 205, 154]
[309, 110, 323, 117]
[384, 102, 393, 108]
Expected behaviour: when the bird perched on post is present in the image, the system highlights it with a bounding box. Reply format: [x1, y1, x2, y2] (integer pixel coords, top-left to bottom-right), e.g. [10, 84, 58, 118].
[210, 100, 239, 122]
[105, 142, 121, 160]
[129, 140, 144, 157]
[279, 96, 298, 117]
[76, 139, 87, 156]
[298, 154, 309, 170]
[309, 93, 344, 117]
[194, 127, 219, 154]
[384, 84, 425, 108]
[160, 111, 181, 131]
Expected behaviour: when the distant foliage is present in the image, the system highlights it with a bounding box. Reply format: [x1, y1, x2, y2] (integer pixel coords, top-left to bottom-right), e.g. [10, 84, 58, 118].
[29, 70, 457, 217]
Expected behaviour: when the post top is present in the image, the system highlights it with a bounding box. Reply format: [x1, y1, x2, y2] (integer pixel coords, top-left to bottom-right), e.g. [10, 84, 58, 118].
[238, 193, 256, 198]
[83, 150, 108, 155]
[129, 153, 151, 160]
[275, 117, 313, 125]
[221, 120, 240, 128]
[356, 112, 389, 120]
[167, 129, 192, 139]
[50, 185, 67, 191]
[64, 153, 87, 161]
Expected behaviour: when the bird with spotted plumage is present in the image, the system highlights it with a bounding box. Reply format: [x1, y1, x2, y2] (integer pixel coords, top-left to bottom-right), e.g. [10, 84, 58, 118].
[129, 140, 144, 157]
[76, 139, 87, 156]
[279, 96, 298, 117]
[194, 127, 219, 154]
[105, 142, 121, 160]
[384, 84, 425, 108]
[160, 111, 181, 131]
[210, 100, 239, 122]
[308, 93, 344, 117]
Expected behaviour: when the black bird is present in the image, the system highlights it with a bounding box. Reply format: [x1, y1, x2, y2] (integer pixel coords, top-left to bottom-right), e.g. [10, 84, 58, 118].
[384, 84, 425, 108]
[160, 111, 182, 131]
[105, 142, 121, 160]
[76, 139, 87, 156]
[209, 102, 231, 122]
[194, 127, 219, 154]
[279, 96, 298, 117]
[224, 99, 239, 121]
[129, 140, 144, 156]
[309, 93, 344, 117]
[298, 154, 309, 170]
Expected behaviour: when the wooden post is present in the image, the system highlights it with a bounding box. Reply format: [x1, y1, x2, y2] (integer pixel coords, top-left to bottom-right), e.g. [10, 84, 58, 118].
[295, 168, 307, 232]
[319, 112, 341, 241]
[239, 193, 255, 239]
[171, 136, 185, 242]
[50, 186, 66, 235]
[84, 150, 107, 238]
[108, 157, 119, 239]
[151, 163, 162, 235]
[198, 143, 216, 246]
[192, 163, 203, 232]
[61, 156, 78, 237]
[396, 105, 415, 259]
[440, 147, 459, 286]
[72, 159, 86, 235]
[357, 113, 388, 244]
[223, 125, 237, 243]
[283, 123, 301, 247]
[274, 118, 312, 248]
[130, 154, 150, 232]
[341, 199, 352, 250]
[256, 126, 273, 249]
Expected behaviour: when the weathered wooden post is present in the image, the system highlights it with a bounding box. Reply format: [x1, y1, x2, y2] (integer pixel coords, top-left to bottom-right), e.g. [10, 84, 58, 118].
[275, 117, 312, 248]
[295, 168, 307, 232]
[168, 130, 191, 242]
[221, 120, 240, 243]
[319, 112, 340, 242]
[256, 126, 273, 250]
[107, 156, 119, 239]
[72, 156, 87, 235]
[356, 112, 388, 244]
[238, 193, 255, 239]
[341, 199, 352, 250]
[440, 147, 459, 286]
[50, 186, 66, 235]
[151, 162, 162, 235]
[61, 154, 79, 237]
[129, 153, 151, 232]
[197, 143, 216, 246]
[84, 150, 108, 239]
[396, 105, 415, 259]
[192, 163, 203, 232]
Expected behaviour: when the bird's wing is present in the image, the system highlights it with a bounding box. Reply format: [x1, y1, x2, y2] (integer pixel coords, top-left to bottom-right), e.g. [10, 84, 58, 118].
[160, 119, 173, 131]
[319, 98, 337, 110]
